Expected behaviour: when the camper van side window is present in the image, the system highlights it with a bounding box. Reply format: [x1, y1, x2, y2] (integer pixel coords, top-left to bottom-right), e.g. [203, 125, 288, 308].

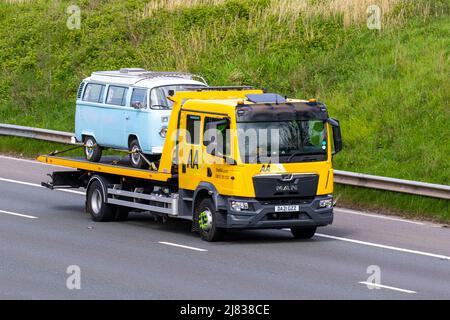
[131, 88, 148, 108]
[106, 86, 128, 106]
[82, 83, 105, 103]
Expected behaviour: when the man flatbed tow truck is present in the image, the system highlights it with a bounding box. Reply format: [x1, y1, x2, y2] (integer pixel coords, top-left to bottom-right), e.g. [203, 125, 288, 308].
[38, 87, 342, 241]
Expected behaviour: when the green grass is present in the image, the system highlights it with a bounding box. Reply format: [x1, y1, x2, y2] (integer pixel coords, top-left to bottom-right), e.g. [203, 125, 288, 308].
[0, 137, 68, 158]
[0, 0, 448, 220]
[335, 185, 450, 223]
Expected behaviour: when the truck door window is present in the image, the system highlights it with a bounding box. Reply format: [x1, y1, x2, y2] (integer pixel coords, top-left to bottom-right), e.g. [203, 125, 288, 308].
[82, 83, 105, 103]
[106, 86, 128, 106]
[204, 117, 231, 156]
[186, 115, 201, 145]
[131, 88, 148, 108]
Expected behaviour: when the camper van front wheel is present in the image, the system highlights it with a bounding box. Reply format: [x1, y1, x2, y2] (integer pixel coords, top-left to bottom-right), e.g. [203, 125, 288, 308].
[83, 136, 102, 162]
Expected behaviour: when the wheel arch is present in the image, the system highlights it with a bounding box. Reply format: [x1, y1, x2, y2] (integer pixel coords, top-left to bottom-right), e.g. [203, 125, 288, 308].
[192, 182, 228, 238]
[192, 182, 228, 215]
[128, 134, 141, 148]
[81, 132, 98, 142]
[86, 175, 110, 204]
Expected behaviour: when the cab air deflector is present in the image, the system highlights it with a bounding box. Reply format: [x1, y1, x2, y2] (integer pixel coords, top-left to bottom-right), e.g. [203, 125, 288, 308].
[236, 103, 328, 122]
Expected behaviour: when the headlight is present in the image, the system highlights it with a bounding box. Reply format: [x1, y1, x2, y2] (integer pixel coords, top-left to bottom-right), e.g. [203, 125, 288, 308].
[159, 126, 167, 138]
[319, 198, 333, 208]
[231, 201, 249, 211]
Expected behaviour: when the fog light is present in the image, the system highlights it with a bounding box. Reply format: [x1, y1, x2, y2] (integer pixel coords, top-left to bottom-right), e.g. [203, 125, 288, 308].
[231, 201, 249, 212]
[319, 198, 333, 208]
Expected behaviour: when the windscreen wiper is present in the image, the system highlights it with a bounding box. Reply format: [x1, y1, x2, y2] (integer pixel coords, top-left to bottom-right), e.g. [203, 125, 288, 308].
[287, 151, 303, 163]
[286, 152, 323, 163]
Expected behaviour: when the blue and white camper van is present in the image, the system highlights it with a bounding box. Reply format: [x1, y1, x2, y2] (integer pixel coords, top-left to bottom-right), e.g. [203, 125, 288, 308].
[74, 69, 207, 168]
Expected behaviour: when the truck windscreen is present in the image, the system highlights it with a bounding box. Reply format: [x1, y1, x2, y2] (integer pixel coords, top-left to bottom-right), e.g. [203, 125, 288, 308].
[237, 120, 327, 164]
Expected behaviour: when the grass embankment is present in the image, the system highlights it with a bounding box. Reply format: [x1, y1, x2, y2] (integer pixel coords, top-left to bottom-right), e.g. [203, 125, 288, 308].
[0, 0, 448, 220]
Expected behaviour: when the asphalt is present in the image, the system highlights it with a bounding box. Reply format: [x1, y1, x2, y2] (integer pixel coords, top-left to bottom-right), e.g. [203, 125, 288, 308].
[0, 155, 449, 299]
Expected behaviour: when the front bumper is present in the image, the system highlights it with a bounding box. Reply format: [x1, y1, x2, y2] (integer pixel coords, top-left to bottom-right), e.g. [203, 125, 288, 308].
[219, 195, 333, 229]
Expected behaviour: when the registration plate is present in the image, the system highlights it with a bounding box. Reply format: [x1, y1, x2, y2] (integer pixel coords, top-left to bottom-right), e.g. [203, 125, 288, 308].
[275, 205, 300, 212]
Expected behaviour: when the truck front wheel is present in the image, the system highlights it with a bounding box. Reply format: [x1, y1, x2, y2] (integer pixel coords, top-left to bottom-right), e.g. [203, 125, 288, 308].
[86, 180, 115, 222]
[291, 227, 317, 239]
[196, 198, 224, 242]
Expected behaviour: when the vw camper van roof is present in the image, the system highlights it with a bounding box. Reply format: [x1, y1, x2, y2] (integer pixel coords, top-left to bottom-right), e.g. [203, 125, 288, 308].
[87, 69, 208, 86]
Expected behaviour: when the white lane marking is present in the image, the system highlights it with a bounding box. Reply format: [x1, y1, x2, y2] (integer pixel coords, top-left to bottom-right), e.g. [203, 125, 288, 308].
[58, 189, 85, 195]
[0, 177, 40, 188]
[0, 177, 85, 195]
[0, 209, 38, 219]
[335, 207, 425, 225]
[358, 281, 416, 294]
[315, 233, 450, 261]
[0, 155, 67, 168]
[158, 241, 207, 252]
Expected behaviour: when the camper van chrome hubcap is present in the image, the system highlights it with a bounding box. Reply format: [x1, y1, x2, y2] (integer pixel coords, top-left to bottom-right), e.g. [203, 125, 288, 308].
[85, 139, 94, 158]
[199, 208, 212, 231]
[91, 189, 102, 214]
[131, 145, 141, 164]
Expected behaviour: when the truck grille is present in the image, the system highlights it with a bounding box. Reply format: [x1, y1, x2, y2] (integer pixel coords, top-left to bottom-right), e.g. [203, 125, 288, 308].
[259, 198, 314, 205]
[253, 174, 319, 198]
[264, 212, 310, 221]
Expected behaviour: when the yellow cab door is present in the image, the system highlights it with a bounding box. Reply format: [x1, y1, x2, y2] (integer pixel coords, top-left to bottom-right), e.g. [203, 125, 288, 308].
[201, 115, 237, 196]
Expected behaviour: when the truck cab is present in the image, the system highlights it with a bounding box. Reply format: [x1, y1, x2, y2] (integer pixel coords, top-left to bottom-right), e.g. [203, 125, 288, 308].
[158, 88, 342, 240]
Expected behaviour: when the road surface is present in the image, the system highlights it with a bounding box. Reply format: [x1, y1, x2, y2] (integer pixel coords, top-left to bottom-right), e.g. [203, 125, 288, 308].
[0, 155, 449, 299]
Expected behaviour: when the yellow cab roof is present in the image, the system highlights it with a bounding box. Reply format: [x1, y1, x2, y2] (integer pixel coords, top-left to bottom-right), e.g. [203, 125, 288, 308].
[174, 90, 307, 116]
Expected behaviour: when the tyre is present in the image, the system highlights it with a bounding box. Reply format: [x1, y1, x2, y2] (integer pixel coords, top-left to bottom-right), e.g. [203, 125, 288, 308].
[84, 136, 102, 162]
[195, 198, 225, 242]
[115, 206, 129, 221]
[129, 139, 147, 169]
[291, 227, 317, 239]
[86, 180, 115, 222]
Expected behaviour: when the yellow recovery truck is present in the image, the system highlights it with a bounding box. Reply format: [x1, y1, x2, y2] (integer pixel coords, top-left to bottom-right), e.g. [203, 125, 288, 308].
[38, 87, 342, 241]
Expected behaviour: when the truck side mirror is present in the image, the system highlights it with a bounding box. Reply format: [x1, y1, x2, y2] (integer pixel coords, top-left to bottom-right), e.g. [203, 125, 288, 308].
[327, 118, 342, 155]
